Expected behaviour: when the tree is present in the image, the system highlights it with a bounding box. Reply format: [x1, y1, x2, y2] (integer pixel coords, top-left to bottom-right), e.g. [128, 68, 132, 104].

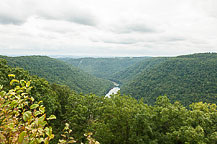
[0, 75, 56, 144]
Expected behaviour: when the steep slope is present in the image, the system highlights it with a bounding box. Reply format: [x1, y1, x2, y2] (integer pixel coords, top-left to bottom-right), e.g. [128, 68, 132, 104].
[0, 55, 113, 95]
[60, 57, 149, 80]
[111, 57, 167, 84]
[121, 53, 217, 105]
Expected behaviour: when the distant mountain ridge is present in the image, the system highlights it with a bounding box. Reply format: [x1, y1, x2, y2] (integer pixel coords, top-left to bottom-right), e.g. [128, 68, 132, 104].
[0, 55, 113, 95]
[60, 57, 150, 80]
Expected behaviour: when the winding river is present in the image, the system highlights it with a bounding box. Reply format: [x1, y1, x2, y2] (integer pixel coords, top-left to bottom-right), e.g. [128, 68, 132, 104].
[105, 82, 120, 98]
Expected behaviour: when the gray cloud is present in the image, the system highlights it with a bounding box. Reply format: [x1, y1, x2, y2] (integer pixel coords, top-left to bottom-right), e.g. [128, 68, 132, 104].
[0, 0, 98, 26]
[114, 23, 157, 34]
[0, 14, 24, 25]
[165, 37, 186, 42]
[102, 39, 139, 45]
[0, 0, 35, 25]
[66, 14, 97, 26]
[126, 24, 157, 33]
[0, 0, 217, 57]
[39, 11, 98, 26]
[71, 16, 96, 26]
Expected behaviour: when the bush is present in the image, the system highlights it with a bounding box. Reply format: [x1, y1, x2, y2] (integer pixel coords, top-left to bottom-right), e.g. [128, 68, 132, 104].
[0, 74, 56, 144]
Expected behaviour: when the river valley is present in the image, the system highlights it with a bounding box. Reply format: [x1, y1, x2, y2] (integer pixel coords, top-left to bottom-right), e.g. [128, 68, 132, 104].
[105, 82, 120, 98]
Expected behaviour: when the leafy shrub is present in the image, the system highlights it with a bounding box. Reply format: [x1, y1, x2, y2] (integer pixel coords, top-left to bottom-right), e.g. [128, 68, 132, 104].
[0, 74, 56, 144]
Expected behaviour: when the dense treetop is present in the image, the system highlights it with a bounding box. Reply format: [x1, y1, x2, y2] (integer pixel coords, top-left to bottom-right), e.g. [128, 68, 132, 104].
[121, 53, 217, 105]
[0, 56, 113, 96]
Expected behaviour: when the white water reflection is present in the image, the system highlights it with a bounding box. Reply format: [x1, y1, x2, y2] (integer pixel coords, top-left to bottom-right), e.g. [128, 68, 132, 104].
[105, 87, 120, 98]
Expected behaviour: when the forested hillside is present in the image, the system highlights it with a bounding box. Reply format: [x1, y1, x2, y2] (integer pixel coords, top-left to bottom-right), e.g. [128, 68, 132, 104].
[60, 57, 149, 80]
[0, 56, 113, 95]
[121, 53, 217, 105]
[111, 57, 167, 84]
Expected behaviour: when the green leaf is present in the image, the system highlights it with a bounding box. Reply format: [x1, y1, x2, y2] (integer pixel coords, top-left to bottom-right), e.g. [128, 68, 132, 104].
[38, 138, 44, 143]
[8, 74, 15, 78]
[30, 97, 35, 102]
[18, 131, 27, 144]
[39, 106, 45, 114]
[26, 81, 31, 87]
[16, 89, 23, 94]
[11, 100, 18, 107]
[45, 127, 50, 136]
[44, 138, 49, 144]
[10, 79, 19, 85]
[38, 101, 43, 104]
[59, 140, 67, 143]
[0, 91, 6, 97]
[34, 111, 41, 116]
[30, 104, 39, 109]
[26, 87, 32, 93]
[47, 115, 56, 120]
[23, 111, 32, 122]
[41, 121, 48, 127]
[38, 114, 46, 124]
[45, 127, 54, 138]
[68, 140, 76, 143]
[21, 93, 28, 96]
[0, 85, 3, 90]
[20, 80, 26, 87]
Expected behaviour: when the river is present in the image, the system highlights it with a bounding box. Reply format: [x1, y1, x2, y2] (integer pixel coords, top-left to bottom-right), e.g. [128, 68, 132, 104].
[105, 82, 120, 98]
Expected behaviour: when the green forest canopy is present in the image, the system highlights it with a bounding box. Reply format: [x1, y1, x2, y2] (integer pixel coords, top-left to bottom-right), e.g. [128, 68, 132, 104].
[121, 53, 217, 106]
[0, 55, 113, 96]
[60, 57, 149, 80]
[0, 55, 217, 143]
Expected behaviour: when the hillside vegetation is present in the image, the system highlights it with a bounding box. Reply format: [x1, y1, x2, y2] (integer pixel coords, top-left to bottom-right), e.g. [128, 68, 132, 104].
[60, 57, 149, 80]
[0, 56, 113, 95]
[0, 56, 217, 144]
[121, 53, 217, 105]
[112, 57, 167, 84]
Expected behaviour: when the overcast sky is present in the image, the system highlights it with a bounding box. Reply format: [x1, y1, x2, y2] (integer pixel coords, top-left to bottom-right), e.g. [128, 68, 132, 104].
[0, 0, 217, 57]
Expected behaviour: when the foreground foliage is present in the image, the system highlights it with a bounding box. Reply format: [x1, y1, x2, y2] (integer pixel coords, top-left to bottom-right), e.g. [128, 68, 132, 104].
[2, 77, 216, 143]
[0, 75, 55, 143]
[64, 93, 217, 144]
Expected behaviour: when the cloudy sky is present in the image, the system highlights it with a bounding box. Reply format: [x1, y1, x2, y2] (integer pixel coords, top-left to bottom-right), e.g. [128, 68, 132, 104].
[0, 0, 217, 57]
